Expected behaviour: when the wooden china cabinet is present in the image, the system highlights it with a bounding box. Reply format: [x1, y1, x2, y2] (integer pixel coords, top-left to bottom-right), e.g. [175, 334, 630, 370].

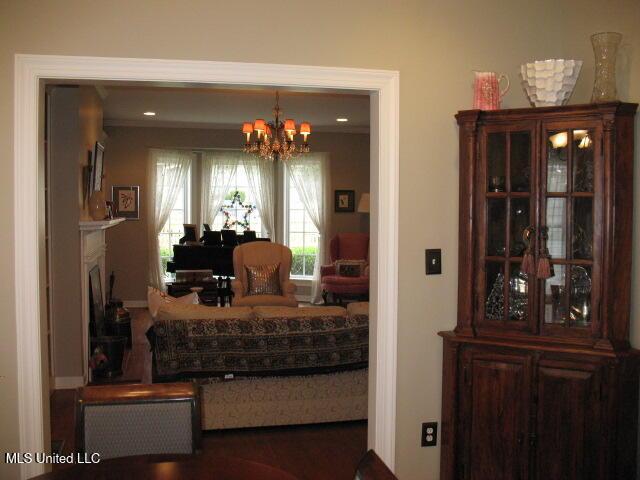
[440, 102, 640, 480]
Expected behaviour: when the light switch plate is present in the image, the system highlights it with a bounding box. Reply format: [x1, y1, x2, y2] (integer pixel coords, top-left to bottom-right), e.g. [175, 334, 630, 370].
[425, 249, 442, 275]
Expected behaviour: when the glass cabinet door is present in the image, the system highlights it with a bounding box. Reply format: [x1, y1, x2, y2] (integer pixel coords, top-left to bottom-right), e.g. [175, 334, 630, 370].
[481, 128, 534, 328]
[542, 126, 600, 332]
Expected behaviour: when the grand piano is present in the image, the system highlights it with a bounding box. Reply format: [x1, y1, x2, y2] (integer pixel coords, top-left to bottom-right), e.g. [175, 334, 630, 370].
[166, 231, 270, 276]
[165, 230, 270, 305]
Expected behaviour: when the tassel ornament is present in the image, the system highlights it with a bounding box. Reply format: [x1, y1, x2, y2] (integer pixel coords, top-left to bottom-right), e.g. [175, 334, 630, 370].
[521, 226, 536, 275]
[536, 226, 554, 280]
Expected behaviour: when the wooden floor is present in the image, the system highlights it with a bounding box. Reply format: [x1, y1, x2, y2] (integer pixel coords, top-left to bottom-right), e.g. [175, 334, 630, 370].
[50, 308, 368, 479]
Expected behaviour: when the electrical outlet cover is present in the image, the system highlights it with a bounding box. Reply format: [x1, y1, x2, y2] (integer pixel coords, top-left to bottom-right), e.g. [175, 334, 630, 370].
[421, 422, 438, 447]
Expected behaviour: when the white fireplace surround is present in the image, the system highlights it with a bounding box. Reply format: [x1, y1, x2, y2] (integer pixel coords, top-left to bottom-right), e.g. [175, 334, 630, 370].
[77, 218, 125, 385]
[13, 54, 399, 479]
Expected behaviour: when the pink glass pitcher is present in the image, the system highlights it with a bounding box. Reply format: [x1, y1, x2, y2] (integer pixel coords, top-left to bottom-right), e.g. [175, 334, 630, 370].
[473, 71, 510, 110]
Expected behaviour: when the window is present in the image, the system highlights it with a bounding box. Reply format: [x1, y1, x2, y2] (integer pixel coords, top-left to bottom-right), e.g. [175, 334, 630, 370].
[285, 172, 319, 278]
[153, 150, 324, 284]
[158, 167, 191, 278]
[211, 164, 263, 236]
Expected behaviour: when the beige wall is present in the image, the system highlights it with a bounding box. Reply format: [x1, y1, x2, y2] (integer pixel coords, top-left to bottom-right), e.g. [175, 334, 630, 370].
[48, 87, 82, 378]
[48, 86, 104, 379]
[1, 1, 639, 479]
[103, 126, 369, 302]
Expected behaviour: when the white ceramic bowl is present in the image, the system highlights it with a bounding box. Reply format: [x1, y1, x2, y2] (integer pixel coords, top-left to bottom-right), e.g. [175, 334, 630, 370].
[520, 59, 583, 107]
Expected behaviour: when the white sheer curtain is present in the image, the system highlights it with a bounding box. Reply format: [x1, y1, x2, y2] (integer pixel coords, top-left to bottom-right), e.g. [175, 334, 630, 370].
[243, 155, 276, 238]
[200, 150, 242, 225]
[286, 153, 330, 303]
[147, 149, 194, 290]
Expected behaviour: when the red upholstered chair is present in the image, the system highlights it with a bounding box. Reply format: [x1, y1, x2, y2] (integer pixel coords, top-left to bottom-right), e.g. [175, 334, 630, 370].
[320, 233, 369, 305]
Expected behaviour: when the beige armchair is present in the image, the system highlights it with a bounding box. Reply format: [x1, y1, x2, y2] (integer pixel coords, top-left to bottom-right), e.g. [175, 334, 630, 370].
[231, 242, 298, 307]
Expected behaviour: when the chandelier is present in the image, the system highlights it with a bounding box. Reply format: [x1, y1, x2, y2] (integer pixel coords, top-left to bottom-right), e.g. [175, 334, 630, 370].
[242, 91, 311, 162]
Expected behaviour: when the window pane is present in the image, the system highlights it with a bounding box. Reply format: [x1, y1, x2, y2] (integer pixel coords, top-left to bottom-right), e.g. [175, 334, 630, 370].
[510, 131, 531, 192]
[510, 198, 530, 256]
[305, 255, 316, 276]
[249, 210, 263, 234]
[546, 198, 566, 259]
[290, 233, 304, 248]
[158, 179, 187, 278]
[304, 214, 319, 233]
[289, 181, 302, 203]
[485, 262, 505, 320]
[570, 265, 592, 327]
[487, 132, 506, 192]
[291, 254, 304, 275]
[547, 131, 568, 192]
[304, 233, 318, 255]
[508, 262, 528, 322]
[290, 209, 304, 224]
[212, 166, 262, 236]
[544, 264, 566, 325]
[572, 197, 593, 260]
[289, 210, 305, 233]
[487, 199, 506, 256]
[286, 169, 321, 278]
[173, 192, 184, 209]
[158, 234, 171, 252]
[572, 129, 595, 192]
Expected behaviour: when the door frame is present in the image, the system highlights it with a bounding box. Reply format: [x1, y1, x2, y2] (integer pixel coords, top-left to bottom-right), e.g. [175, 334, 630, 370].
[13, 54, 399, 478]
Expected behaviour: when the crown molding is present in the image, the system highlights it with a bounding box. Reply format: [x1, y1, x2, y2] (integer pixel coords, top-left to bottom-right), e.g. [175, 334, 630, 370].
[103, 118, 370, 134]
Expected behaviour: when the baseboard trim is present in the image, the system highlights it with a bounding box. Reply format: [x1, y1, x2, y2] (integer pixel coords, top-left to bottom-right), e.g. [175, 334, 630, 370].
[54, 376, 84, 389]
[123, 300, 148, 308]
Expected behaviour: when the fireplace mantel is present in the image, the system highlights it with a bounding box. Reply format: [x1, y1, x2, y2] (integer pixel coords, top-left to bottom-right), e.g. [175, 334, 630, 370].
[79, 217, 126, 231]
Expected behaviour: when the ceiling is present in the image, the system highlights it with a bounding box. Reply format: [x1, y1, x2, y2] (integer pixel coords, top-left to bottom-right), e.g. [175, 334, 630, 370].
[100, 85, 371, 133]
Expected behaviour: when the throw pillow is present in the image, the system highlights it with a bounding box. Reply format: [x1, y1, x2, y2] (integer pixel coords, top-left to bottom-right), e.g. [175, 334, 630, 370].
[245, 263, 282, 296]
[147, 286, 199, 318]
[335, 260, 367, 277]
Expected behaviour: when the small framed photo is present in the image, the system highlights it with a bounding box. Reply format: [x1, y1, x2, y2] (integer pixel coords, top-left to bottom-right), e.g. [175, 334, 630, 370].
[112, 185, 140, 220]
[92, 142, 105, 192]
[334, 189, 355, 212]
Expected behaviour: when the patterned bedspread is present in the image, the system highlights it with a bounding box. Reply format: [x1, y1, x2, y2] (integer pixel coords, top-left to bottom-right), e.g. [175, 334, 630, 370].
[152, 310, 369, 380]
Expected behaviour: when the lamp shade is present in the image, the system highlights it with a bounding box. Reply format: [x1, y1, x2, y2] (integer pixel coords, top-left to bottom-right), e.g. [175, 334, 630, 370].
[242, 122, 254, 134]
[254, 119, 266, 132]
[357, 193, 370, 213]
[284, 119, 296, 133]
[549, 131, 568, 149]
[299, 122, 311, 135]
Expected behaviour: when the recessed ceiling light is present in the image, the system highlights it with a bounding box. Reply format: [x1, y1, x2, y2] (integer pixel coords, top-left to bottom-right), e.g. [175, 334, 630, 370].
[143, 111, 156, 116]
[336, 118, 349, 122]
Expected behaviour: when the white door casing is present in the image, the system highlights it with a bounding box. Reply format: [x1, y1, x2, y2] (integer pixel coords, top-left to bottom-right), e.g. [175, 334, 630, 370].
[13, 54, 399, 479]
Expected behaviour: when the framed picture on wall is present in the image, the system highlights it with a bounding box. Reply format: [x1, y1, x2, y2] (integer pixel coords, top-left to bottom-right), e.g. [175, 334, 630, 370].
[92, 141, 105, 192]
[112, 185, 140, 220]
[334, 189, 355, 212]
